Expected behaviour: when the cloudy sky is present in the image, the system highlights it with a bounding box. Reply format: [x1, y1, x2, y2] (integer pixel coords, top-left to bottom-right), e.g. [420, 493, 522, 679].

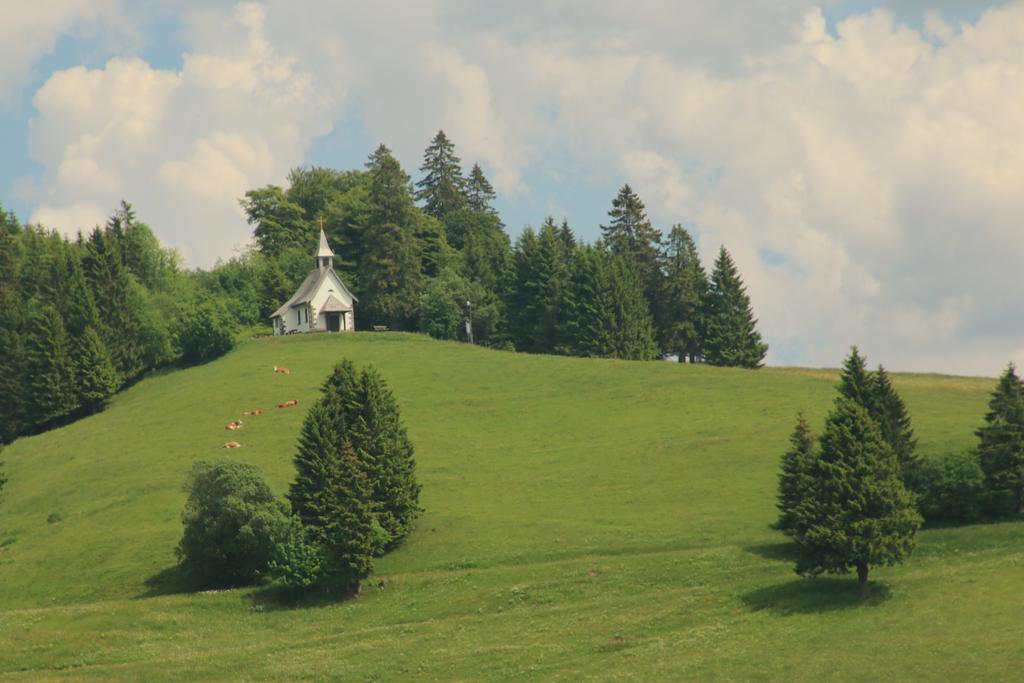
[2, 0, 1022, 374]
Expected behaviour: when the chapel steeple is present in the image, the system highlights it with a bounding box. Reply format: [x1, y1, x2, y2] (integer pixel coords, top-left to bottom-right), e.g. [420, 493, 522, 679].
[316, 219, 334, 272]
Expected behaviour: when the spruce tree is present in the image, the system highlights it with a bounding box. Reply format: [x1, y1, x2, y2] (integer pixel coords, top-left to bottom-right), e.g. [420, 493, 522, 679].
[600, 184, 662, 321]
[659, 225, 708, 362]
[506, 222, 569, 354]
[82, 227, 144, 378]
[289, 402, 341, 542]
[318, 441, 377, 589]
[557, 244, 613, 357]
[465, 163, 497, 214]
[837, 347, 875, 408]
[351, 368, 421, 548]
[794, 397, 921, 598]
[774, 413, 815, 534]
[23, 303, 76, 428]
[703, 246, 767, 368]
[72, 325, 120, 413]
[415, 130, 466, 218]
[872, 365, 919, 485]
[604, 255, 659, 361]
[976, 364, 1024, 513]
[0, 325, 25, 442]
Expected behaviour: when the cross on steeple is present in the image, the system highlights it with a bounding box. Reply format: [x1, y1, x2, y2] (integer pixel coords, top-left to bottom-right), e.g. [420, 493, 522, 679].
[318, 215, 326, 231]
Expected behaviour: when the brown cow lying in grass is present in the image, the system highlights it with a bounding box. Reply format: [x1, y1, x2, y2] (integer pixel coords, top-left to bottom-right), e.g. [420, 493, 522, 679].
[276, 399, 299, 409]
[273, 366, 290, 374]
[243, 409, 263, 416]
[223, 441, 241, 449]
[225, 420, 243, 430]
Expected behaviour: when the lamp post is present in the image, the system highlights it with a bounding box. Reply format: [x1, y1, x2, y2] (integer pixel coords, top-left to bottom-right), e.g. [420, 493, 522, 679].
[465, 299, 474, 344]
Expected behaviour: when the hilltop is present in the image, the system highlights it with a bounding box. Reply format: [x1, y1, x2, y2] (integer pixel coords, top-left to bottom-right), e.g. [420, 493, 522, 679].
[1, 334, 1021, 680]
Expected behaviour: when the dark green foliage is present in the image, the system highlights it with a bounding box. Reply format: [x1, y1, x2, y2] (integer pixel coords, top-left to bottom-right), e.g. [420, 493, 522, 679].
[600, 184, 661, 283]
[465, 163, 497, 214]
[604, 255, 659, 361]
[82, 227, 145, 378]
[873, 365, 919, 484]
[913, 450, 986, 524]
[269, 517, 324, 590]
[173, 299, 237, 364]
[658, 225, 707, 362]
[0, 325, 25, 442]
[288, 361, 420, 587]
[241, 186, 308, 257]
[976, 364, 1024, 513]
[507, 221, 570, 354]
[176, 460, 290, 588]
[416, 130, 466, 218]
[72, 326, 120, 413]
[557, 244, 613, 357]
[774, 413, 814, 534]
[23, 303, 76, 428]
[793, 397, 921, 597]
[419, 268, 500, 343]
[703, 247, 767, 368]
[837, 347, 874, 407]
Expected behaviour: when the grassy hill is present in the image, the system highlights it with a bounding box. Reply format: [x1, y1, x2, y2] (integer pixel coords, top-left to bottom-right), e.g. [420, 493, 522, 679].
[1, 333, 1021, 680]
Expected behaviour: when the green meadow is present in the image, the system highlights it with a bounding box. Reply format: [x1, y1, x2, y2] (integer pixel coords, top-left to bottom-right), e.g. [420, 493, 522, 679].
[1, 333, 1021, 680]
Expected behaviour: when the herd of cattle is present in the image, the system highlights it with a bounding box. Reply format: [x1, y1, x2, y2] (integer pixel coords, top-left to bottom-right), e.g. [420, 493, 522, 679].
[222, 366, 298, 448]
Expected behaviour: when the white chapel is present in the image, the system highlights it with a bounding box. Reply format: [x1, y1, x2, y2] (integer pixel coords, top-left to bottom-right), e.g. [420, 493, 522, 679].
[270, 229, 358, 335]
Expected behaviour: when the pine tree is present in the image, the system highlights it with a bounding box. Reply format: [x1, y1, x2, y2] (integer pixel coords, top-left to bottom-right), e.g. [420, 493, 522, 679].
[317, 441, 377, 589]
[415, 130, 466, 218]
[289, 402, 341, 543]
[604, 255, 659, 361]
[659, 225, 708, 362]
[82, 227, 144, 378]
[600, 184, 662, 321]
[837, 347, 875, 408]
[794, 397, 921, 598]
[465, 163, 497, 214]
[0, 324, 25, 443]
[872, 365, 919, 485]
[774, 413, 815, 534]
[557, 244, 613, 357]
[72, 325, 120, 413]
[703, 246, 767, 368]
[506, 222, 570, 354]
[351, 368, 421, 548]
[23, 303, 76, 428]
[976, 364, 1024, 513]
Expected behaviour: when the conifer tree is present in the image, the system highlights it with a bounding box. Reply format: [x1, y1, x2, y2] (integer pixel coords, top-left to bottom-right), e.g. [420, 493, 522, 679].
[794, 397, 921, 598]
[775, 413, 815, 534]
[872, 365, 919, 485]
[659, 225, 708, 362]
[82, 227, 144, 378]
[415, 130, 466, 218]
[289, 402, 341, 541]
[837, 347, 875, 408]
[23, 303, 76, 428]
[703, 246, 767, 368]
[600, 184, 662, 317]
[0, 325, 25, 442]
[72, 326, 120, 413]
[604, 255, 659, 361]
[557, 244, 611, 357]
[976, 364, 1024, 513]
[351, 368, 421, 547]
[465, 163, 497, 214]
[506, 222, 569, 354]
[317, 441, 377, 589]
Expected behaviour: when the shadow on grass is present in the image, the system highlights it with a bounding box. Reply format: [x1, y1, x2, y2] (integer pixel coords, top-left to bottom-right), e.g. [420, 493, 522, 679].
[245, 583, 361, 612]
[743, 542, 799, 563]
[140, 565, 193, 598]
[741, 577, 891, 615]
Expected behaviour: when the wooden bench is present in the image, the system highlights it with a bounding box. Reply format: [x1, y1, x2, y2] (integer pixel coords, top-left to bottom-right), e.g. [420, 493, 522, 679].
[372, 325, 389, 332]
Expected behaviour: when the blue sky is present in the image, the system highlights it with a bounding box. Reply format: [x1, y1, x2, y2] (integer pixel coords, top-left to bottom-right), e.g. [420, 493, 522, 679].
[2, 1, 1022, 374]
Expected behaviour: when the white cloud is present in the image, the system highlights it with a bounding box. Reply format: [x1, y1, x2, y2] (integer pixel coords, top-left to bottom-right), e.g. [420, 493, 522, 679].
[18, 0, 1024, 374]
[26, 2, 340, 264]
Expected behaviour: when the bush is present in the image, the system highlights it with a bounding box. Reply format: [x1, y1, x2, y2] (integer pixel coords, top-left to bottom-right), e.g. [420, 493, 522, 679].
[913, 450, 986, 524]
[270, 517, 324, 590]
[174, 298, 237, 364]
[177, 460, 289, 588]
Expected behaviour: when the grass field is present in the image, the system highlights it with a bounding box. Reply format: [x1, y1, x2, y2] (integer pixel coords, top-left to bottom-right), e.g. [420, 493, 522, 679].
[1, 333, 1021, 680]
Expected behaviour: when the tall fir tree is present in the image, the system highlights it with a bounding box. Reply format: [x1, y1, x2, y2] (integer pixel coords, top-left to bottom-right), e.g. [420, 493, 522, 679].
[872, 365, 919, 485]
[658, 225, 708, 362]
[0, 324, 25, 442]
[604, 254, 659, 361]
[82, 227, 144, 378]
[794, 397, 921, 598]
[703, 246, 767, 368]
[506, 222, 570, 354]
[774, 413, 815, 534]
[837, 347, 875, 408]
[976, 364, 1024, 513]
[465, 163, 497, 214]
[72, 326, 120, 413]
[415, 130, 466, 219]
[289, 402, 342, 543]
[317, 440, 378, 589]
[600, 184, 662, 322]
[556, 243, 613, 357]
[23, 303, 76, 428]
[360, 153, 425, 329]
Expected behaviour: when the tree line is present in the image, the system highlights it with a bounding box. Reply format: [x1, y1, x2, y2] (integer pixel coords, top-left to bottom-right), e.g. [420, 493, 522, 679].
[0, 203, 239, 444]
[775, 348, 1024, 597]
[241, 130, 768, 365]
